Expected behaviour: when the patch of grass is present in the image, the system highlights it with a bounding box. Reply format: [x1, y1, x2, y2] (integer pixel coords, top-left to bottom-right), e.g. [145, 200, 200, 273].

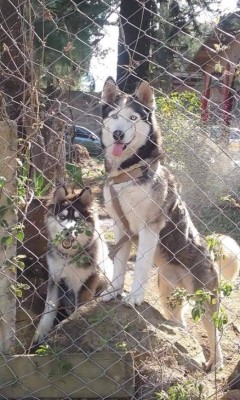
[193, 203, 240, 242]
[155, 379, 206, 400]
[48, 360, 72, 381]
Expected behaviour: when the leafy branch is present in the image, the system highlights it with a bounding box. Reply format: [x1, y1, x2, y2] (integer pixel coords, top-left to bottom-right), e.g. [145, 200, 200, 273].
[168, 282, 233, 331]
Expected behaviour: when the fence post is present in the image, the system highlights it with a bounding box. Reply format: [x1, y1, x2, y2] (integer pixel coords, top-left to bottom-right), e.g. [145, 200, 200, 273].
[0, 97, 17, 354]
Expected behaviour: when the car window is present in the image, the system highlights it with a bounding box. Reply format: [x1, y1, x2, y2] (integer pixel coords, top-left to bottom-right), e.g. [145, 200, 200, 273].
[76, 131, 88, 138]
[73, 126, 99, 141]
[91, 135, 98, 141]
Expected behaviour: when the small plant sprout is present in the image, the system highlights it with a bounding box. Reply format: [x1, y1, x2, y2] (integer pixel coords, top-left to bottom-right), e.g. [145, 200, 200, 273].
[10, 282, 30, 298]
[168, 287, 230, 330]
[205, 233, 225, 262]
[35, 344, 53, 356]
[168, 288, 188, 309]
[155, 379, 206, 399]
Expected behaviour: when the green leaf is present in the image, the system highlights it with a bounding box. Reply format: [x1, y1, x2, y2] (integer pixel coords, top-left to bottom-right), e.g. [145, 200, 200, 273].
[1, 236, 13, 246]
[17, 261, 25, 271]
[66, 163, 83, 186]
[213, 308, 228, 330]
[191, 307, 204, 323]
[82, 255, 90, 263]
[10, 283, 30, 297]
[16, 231, 24, 241]
[35, 344, 52, 355]
[0, 176, 6, 189]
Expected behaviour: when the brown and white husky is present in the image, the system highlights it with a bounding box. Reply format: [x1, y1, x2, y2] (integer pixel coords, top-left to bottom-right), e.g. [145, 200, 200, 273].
[100, 77, 240, 371]
[33, 186, 113, 344]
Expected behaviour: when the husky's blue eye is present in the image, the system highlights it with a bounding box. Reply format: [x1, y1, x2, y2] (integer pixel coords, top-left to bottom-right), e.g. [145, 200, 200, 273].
[130, 115, 137, 121]
[59, 215, 66, 220]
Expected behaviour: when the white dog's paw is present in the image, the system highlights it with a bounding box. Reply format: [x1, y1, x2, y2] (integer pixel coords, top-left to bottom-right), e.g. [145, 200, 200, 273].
[123, 289, 145, 307]
[33, 329, 46, 345]
[205, 356, 224, 373]
[101, 286, 123, 302]
[33, 317, 53, 345]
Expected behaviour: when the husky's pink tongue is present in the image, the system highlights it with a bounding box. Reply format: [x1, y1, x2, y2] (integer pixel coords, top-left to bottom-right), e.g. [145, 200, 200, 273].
[112, 142, 124, 157]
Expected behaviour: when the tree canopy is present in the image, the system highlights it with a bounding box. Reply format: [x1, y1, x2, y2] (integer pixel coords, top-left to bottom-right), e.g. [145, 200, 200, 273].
[33, 0, 117, 90]
[116, 0, 222, 92]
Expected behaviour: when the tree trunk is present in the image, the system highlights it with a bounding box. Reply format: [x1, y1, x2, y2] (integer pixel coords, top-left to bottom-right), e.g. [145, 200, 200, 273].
[0, 95, 17, 354]
[0, 0, 27, 121]
[0, 0, 66, 187]
[42, 112, 66, 185]
[117, 0, 153, 93]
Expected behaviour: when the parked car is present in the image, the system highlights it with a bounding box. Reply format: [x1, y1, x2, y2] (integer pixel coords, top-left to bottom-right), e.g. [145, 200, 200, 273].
[66, 125, 102, 156]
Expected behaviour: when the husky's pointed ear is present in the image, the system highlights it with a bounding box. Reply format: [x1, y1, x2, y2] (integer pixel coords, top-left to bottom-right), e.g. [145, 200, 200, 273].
[135, 81, 155, 110]
[52, 186, 67, 203]
[101, 77, 118, 105]
[79, 187, 93, 207]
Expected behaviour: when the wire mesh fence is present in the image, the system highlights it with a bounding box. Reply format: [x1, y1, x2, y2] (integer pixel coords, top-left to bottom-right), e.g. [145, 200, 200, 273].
[0, 0, 240, 399]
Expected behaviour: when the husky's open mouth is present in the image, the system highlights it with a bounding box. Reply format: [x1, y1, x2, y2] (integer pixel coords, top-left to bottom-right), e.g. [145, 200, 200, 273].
[62, 238, 74, 249]
[112, 137, 135, 157]
[112, 142, 126, 156]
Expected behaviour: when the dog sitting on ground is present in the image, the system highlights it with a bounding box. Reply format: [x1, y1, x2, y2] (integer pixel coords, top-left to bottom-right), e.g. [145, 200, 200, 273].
[100, 77, 240, 371]
[33, 186, 113, 344]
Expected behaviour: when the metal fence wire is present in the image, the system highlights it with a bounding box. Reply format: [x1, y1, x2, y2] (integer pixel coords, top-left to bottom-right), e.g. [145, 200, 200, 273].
[0, 0, 240, 399]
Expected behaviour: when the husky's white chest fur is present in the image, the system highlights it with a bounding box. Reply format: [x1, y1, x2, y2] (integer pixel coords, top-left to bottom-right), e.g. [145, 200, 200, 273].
[104, 164, 167, 234]
[47, 250, 95, 298]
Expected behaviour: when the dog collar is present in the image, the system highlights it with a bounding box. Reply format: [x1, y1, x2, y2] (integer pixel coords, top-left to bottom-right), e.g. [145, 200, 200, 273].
[108, 161, 159, 185]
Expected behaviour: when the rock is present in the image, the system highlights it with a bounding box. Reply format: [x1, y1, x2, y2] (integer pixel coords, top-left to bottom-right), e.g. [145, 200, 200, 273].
[220, 389, 240, 399]
[46, 300, 206, 376]
[227, 361, 240, 390]
[72, 143, 90, 164]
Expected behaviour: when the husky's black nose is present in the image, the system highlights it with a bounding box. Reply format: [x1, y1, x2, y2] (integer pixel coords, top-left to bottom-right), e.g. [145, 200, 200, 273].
[113, 130, 124, 142]
[63, 229, 73, 238]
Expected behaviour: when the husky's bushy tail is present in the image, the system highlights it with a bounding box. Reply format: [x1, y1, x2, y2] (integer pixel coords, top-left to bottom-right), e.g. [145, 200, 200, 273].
[215, 235, 240, 282]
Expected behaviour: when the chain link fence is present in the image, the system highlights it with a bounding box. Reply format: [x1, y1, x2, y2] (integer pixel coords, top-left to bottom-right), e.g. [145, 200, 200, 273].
[0, 0, 240, 399]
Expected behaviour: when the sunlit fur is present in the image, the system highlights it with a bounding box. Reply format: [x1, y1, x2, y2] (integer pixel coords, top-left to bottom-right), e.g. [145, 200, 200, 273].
[214, 234, 240, 281]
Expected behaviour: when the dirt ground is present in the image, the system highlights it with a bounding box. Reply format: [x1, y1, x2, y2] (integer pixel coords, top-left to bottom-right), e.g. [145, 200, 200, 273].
[16, 157, 240, 399]
[17, 262, 240, 398]
[138, 268, 240, 398]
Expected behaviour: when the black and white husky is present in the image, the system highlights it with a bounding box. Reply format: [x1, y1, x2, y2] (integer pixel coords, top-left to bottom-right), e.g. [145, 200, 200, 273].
[33, 186, 113, 344]
[100, 77, 240, 371]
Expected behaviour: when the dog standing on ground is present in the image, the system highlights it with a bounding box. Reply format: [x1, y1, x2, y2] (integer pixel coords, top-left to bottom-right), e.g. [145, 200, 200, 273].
[100, 77, 240, 371]
[33, 186, 113, 344]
